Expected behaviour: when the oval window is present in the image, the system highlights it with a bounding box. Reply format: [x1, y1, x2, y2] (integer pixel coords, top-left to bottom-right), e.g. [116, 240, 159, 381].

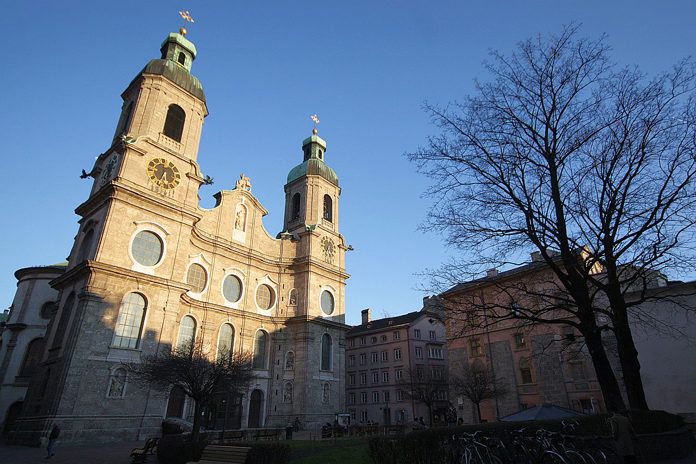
[131, 231, 163, 266]
[321, 290, 335, 315]
[187, 264, 207, 293]
[256, 284, 275, 310]
[223, 275, 243, 303]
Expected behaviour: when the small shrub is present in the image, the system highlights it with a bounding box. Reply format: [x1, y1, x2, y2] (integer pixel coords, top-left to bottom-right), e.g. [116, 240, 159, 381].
[157, 433, 207, 464]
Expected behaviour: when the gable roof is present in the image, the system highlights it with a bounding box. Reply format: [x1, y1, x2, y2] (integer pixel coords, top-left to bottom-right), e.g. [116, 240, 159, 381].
[347, 310, 425, 336]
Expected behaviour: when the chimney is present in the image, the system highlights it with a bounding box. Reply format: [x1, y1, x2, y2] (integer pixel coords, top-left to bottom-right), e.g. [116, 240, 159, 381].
[486, 268, 498, 278]
[361, 308, 371, 325]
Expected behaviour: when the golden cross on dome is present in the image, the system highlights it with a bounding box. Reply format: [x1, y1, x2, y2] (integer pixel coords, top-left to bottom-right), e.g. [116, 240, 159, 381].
[178, 10, 195, 35]
[311, 114, 320, 134]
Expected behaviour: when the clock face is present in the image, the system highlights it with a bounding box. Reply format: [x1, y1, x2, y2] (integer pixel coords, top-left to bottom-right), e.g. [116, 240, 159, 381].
[101, 153, 119, 185]
[321, 236, 335, 263]
[147, 158, 181, 189]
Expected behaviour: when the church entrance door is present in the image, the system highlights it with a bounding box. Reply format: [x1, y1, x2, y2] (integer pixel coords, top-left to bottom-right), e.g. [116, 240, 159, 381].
[166, 386, 186, 418]
[248, 389, 264, 428]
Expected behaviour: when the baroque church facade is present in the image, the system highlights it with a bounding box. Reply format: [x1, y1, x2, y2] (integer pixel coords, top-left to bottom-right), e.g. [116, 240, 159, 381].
[10, 30, 349, 443]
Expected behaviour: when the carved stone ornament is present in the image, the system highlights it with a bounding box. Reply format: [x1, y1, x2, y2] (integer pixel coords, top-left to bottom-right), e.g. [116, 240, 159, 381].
[235, 173, 252, 192]
[321, 236, 336, 263]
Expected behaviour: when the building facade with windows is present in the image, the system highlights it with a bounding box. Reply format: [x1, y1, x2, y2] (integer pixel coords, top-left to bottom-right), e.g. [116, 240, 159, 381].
[345, 299, 448, 426]
[8, 30, 349, 443]
[441, 253, 696, 424]
[0, 264, 66, 436]
[442, 256, 608, 424]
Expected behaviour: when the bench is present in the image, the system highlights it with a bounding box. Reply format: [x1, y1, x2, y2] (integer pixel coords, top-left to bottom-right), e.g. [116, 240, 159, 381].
[186, 445, 251, 464]
[130, 437, 159, 463]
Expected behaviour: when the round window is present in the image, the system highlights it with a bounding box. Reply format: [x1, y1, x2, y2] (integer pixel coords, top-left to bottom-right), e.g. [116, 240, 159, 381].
[321, 290, 335, 315]
[187, 264, 207, 293]
[131, 231, 163, 266]
[223, 275, 242, 303]
[256, 284, 275, 310]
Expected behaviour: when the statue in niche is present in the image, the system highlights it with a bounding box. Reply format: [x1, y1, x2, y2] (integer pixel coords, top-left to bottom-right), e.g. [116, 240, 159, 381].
[235, 173, 252, 191]
[288, 289, 297, 306]
[322, 382, 330, 404]
[235, 206, 246, 231]
[284, 382, 293, 403]
[285, 351, 295, 370]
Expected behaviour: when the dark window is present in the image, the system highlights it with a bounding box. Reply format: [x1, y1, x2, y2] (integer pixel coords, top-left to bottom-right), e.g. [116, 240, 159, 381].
[323, 195, 333, 222]
[252, 331, 268, 369]
[177, 52, 186, 65]
[116, 102, 133, 136]
[51, 292, 76, 350]
[163, 104, 185, 142]
[76, 229, 94, 263]
[291, 193, 301, 220]
[19, 338, 45, 377]
[321, 333, 332, 370]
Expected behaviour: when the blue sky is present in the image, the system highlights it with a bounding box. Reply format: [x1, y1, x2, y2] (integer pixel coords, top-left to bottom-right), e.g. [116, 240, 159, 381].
[1, 1, 695, 325]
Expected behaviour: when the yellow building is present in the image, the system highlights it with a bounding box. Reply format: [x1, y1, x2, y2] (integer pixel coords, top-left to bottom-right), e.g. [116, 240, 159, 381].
[13, 30, 349, 443]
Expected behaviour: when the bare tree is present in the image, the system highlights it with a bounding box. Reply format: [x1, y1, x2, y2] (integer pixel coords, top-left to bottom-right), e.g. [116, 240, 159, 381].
[400, 364, 449, 426]
[409, 24, 696, 411]
[451, 361, 508, 424]
[128, 342, 254, 443]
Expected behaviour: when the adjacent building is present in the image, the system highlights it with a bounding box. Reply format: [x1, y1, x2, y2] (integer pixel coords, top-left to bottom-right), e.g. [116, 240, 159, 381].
[345, 298, 448, 426]
[441, 253, 696, 424]
[6, 29, 350, 444]
[0, 264, 66, 437]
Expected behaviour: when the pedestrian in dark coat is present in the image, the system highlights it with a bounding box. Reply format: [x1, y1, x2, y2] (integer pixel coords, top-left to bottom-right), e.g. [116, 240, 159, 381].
[46, 424, 60, 459]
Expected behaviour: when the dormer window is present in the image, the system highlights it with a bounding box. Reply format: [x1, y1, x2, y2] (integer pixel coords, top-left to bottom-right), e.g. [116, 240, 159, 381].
[177, 52, 186, 65]
[163, 104, 185, 142]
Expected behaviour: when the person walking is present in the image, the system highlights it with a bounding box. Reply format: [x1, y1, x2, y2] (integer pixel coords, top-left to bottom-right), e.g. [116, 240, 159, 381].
[609, 412, 638, 464]
[45, 424, 60, 459]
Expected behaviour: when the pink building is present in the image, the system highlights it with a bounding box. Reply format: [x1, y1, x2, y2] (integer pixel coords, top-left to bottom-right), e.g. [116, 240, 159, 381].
[345, 299, 448, 426]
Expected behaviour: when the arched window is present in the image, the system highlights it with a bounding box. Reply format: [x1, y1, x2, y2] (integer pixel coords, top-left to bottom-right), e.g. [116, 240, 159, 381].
[323, 195, 333, 222]
[291, 193, 301, 220]
[177, 316, 197, 353]
[217, 324, 235, 362]
[19, 338, 45, 377]
[163, 104, 185, 142]
[51, 292, 75, 350]
[107, 367, 127, 398]
[112, 293, 146, 349]
[177, 52, 186, 65]
[321, 333, 332, 371]
[252, 330, 268, 369]
[284, 351, 295, 370]
[76, 229, 95, 263]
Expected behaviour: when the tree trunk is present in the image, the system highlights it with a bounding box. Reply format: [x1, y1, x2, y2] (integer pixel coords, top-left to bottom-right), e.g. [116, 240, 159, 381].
[192, 400, 204, 443]
[583, 326, 627, 412]
[606, 290, 649, 410]
[474, 402, 482, 424]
